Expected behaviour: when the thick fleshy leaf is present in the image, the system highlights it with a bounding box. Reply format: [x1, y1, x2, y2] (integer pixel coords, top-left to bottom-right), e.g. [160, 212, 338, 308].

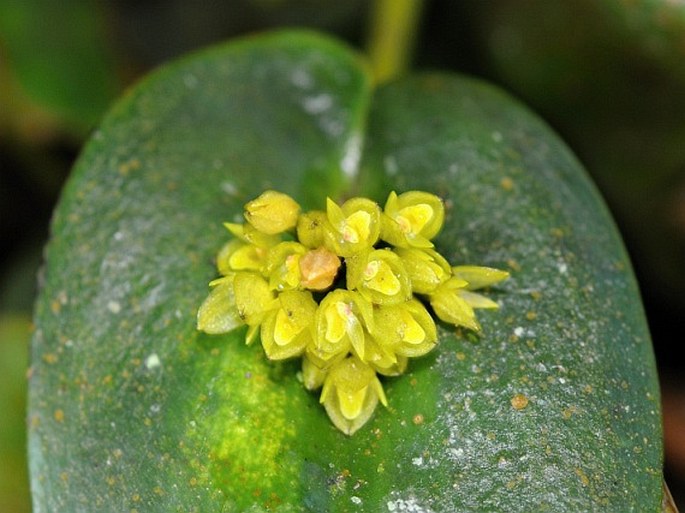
[455, 0, 685, 318]
[29, 31, 663, 512]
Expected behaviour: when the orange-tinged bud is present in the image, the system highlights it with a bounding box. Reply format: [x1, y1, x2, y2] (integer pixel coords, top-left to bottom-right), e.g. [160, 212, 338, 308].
[299, 247, 341, 291]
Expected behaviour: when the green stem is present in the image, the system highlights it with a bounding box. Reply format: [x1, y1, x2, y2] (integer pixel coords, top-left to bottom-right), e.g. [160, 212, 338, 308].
[366, 0, 425, 84]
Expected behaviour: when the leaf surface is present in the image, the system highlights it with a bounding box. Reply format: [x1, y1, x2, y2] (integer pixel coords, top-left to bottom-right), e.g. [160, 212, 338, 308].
[29, 30, 663, 512]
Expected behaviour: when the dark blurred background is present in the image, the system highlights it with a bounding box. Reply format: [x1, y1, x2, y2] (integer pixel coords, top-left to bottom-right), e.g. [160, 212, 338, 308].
[2, 1, 684, 511]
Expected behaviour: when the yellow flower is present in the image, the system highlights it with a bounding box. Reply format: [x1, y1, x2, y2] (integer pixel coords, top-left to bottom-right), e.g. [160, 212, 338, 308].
[362, 335, 408, 376]
[313, 290, 373, 363]
[346, 248, 412, 305]
[301, 354, 329, 391]
[296, 210, 328, 249]
[371, 299, 438, 358]
[393, 247, 452, 294]
[197, 189, 510, 436]
[244, 190, 300, 234]
[430, 266, 508, 331]
[324, 197, 381, 256]
[320, 356, 388, 435]
[429, 277, 480, 331]
[196, 275, 243, 334]
[233, 272, 278, 343]
[260, 290, 317, 360]
[216, 240, 268, 273]
[263, 241, 307, 291]
[381, 191, 445, 248]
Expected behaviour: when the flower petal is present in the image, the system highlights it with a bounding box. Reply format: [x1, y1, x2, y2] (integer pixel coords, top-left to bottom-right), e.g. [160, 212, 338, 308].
[196, 279, 243, 334]
[452, 265, 510, 290]
[458, 290, 500, 309]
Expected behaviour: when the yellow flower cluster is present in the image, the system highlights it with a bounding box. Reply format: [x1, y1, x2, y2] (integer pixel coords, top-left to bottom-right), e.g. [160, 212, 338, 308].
[197, 190, 508, 435]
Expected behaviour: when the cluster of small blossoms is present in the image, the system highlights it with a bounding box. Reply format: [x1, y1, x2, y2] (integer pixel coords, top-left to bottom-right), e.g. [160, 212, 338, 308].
[197, 190, 508, 435]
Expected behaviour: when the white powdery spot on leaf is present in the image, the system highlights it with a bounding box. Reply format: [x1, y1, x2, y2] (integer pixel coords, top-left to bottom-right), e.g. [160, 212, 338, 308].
[386, 492, 435, 512]
[145, 353, 161, 369]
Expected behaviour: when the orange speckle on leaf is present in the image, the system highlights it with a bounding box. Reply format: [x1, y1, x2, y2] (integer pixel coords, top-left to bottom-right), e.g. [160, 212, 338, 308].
[511, 393, 529, 410]
[562, 405, 580, 419]
[575, 467, 590, 486]
[506, 259, 521, 272]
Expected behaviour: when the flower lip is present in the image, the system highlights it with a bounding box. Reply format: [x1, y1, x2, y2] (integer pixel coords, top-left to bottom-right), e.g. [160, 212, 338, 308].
[315, 289, 373, 362]
[346, 249, 411, 305]
[324, 197, 381, 256]
[260, 290, 316, 360]
[381, 190, 445, 248]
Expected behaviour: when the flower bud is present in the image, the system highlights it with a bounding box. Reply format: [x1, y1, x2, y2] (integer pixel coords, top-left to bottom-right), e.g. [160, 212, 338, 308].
[302, 354, 328, 390]
[299, 247, 341, 291]
[296, 210, 328, 248]
[197, 275, 243, 334]
[244, 190, 300, 235]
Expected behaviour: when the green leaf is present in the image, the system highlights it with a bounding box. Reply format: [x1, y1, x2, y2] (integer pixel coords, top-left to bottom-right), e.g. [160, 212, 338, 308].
[29, 30, 663, 512]
[456, 0, 685, 314]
